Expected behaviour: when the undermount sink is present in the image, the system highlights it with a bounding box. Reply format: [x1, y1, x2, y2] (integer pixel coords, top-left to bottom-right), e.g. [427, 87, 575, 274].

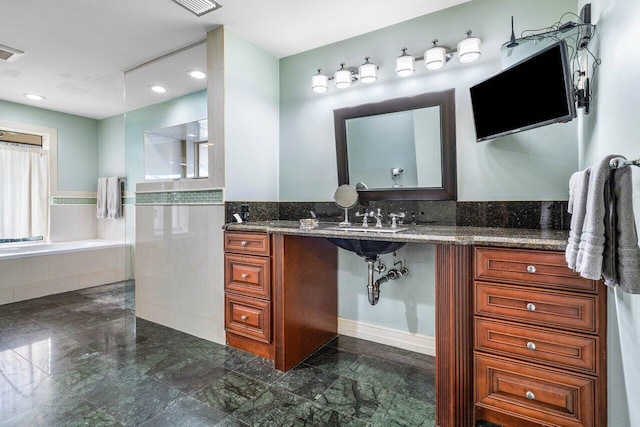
[325, 226, 408, 234]
[327, 238, 406, 259]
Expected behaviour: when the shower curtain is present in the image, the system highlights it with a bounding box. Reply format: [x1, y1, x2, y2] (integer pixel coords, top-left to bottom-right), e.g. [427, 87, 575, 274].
[0, 143, 48, 240]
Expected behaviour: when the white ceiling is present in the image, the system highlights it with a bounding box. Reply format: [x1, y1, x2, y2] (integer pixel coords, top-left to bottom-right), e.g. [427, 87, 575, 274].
[0, 0, 467, 120]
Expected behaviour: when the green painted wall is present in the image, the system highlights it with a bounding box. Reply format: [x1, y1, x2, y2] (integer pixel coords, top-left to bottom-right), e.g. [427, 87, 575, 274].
[581, 1, 640, 425]
[98, 113, 125, 178]
[0, 99, 99, 191]
[279, 0, 578, 202]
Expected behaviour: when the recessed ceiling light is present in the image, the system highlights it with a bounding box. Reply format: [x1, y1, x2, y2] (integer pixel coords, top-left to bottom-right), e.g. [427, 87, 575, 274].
[150, 85, 168, 94]
[188, 70, 206, 79]
[23, 93, 45, 101]
[171, 0, 222, 17]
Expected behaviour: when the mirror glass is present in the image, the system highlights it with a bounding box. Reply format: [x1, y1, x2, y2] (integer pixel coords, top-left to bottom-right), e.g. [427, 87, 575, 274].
[335, 90, 456, 201]
[346, 106, 441, 189]
[144, 119, 209, 180]
[334, 184, 358, 209]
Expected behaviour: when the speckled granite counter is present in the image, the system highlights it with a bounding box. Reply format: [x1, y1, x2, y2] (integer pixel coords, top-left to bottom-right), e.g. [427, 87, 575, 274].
[223, 220, 568, 251]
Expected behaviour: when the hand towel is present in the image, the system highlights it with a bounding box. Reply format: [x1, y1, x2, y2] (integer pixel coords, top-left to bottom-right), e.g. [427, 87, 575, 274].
[106, 176, 122, 219]
[611, 166, 640, 293]
[97, 177, 107, 219]
[566, 169, 590, 270]
[576, 154, 620, 280]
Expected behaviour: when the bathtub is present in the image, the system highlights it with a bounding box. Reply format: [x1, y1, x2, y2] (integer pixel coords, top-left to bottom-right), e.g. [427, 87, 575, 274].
[0, 240, 127, 304]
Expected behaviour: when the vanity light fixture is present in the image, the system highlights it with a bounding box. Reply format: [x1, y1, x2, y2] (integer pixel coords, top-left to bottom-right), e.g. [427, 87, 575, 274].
[395, 48, 415, 77]
[457, 30, 482, 63]
[311, 69, 329, 93]
[23, 93, 45, 101]
[187, 70, 206, 79]
[150, 85, 168, 94]
[334, 63, 354, 89]
[170, 0, 222, 17]
[424, 40, 449, 70]
[358, 57, 378, 83]
[311, 58, 378, 93]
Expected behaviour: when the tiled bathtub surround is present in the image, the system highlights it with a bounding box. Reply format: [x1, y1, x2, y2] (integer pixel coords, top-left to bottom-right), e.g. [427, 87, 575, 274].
[225, 200, 570, 230]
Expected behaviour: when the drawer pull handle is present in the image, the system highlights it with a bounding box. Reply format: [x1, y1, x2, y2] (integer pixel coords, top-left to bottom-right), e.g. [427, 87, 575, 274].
[241, 240, 248, 246]
[527, 265, 536, 273]
[241, 315, 248, 321]
[526, 302, 536, 312]
[525, 391, 535, 400]
[526, 341, 536, 350]
[241, 273, 248, 279]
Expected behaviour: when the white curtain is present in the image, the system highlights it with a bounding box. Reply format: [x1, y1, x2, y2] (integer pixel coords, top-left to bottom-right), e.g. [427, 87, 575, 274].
[0, 143, 48, 240]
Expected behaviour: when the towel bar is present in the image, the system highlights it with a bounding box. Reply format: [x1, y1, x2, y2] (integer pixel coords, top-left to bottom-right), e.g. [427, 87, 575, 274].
[609, 157, 640, 169]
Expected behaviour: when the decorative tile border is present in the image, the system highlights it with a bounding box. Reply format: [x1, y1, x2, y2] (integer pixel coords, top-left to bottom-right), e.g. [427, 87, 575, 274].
[135, 189, 223, 205]
[50, 197, 97, 205]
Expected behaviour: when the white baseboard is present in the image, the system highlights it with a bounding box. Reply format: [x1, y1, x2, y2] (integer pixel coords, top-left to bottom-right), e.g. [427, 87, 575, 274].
[338, 317, 435, 356]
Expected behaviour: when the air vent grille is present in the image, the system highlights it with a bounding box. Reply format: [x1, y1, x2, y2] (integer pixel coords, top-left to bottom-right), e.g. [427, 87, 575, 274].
[171, 0, 222, 16]
[0, 44, 24, 62]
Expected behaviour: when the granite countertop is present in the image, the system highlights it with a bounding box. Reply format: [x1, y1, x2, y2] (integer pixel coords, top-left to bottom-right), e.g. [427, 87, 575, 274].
[223, 220, 569, 251]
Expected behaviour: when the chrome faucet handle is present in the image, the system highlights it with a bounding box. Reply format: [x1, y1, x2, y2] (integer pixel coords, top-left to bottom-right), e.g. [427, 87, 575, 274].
[355, 211, 370, 227]
[370, 208, 383, 228]
[389, 212, 406, 229]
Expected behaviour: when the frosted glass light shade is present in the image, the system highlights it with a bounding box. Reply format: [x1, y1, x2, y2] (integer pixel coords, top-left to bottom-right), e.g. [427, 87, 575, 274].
[359, 61, 377, 84]
[457, 35, 481, 63]
[396, 51, 415, 77]
[424, 46, 447, 70]
[334, 66, 352, 89]
[311, 72, 328, 93]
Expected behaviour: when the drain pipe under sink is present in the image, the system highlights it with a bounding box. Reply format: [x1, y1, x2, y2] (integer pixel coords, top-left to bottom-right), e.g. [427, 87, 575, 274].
[365, 256, 409, 305]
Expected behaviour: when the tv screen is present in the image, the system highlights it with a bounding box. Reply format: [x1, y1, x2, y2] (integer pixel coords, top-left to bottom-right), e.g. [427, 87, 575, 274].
[470, 40, 576, 142]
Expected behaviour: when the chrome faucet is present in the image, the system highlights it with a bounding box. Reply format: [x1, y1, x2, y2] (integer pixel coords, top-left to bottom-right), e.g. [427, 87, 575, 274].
[370, 208, 384, 228]
[355, 211, 370, 227]
[389, 212, 406, 229]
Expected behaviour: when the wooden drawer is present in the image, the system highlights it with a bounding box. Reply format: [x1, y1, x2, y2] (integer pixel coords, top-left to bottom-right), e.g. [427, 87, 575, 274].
[225, 293, 271, 343]
[476, 354, 595, 427]
[475, 318, 598, 374]
[224, 232, 270, 256]
[475, 282, 598, 333]
[475, 247, 597, 293]
[225, 254, 271, 299]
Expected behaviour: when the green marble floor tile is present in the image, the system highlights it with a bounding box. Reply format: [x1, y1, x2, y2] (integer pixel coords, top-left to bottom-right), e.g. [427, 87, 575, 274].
[342, 354, 406, 389]
[0, 389, 97, 427]
[11, 333, 90, 375]
[99, 377, 183, 427]
[368, 390, 436, 427]
[302, 346, 360, 376]
[193, 372, 269, 415]
[139, 395, 227, 427]
[325, 335, 373, 355]
[150, 357, 230, 394]
[215, 417, 251, 426]
[274, 363, 339, 400]
[314, 375, 388, 422]
[234, 357, 284, 384]
[232, 386, 313, 427]
[67, 408, 124, 427]
[292, 402, 368, 427]
[51, 348, 119, 394]
[389, 364, 436, 403]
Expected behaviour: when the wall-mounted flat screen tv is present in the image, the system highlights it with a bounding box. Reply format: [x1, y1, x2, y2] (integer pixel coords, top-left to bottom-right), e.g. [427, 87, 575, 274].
[470, 40, 576, 142]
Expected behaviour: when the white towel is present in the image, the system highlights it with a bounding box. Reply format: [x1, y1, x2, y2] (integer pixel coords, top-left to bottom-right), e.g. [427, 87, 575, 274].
[611, 165, 640, 293]
[106, 176, 122, 219]
[566, 169, 590, 270]
[97, 177, 107, 219]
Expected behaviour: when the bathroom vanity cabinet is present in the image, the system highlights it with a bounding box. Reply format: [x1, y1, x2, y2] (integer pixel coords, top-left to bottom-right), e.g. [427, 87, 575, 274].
[224, 231, 338, 371]
[223, 222, 607, 427]
[473, 247, 606, 427]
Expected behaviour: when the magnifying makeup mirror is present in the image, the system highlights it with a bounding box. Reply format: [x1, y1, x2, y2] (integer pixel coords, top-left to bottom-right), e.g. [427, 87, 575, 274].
[334, 184, 358, 227]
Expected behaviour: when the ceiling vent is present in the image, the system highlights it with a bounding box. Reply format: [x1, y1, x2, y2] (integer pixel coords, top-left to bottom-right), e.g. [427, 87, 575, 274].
[0, 44, 24, 62]
[171, 0, 222, 16]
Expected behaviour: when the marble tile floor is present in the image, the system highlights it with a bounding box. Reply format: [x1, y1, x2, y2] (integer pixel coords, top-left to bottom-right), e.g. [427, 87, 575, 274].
[0, 282, 490, 427]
